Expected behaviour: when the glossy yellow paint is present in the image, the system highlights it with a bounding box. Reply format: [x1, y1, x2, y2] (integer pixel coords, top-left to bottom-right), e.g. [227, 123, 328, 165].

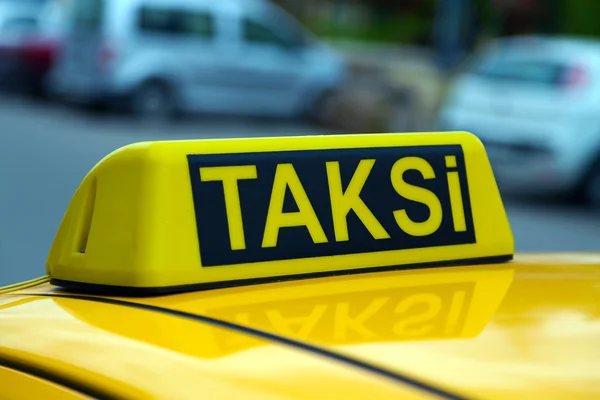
[46, 133, 513, 290]
[0, 365, 90, 400]
[3, 254, 600, 399]
[0, 295, 432, 400]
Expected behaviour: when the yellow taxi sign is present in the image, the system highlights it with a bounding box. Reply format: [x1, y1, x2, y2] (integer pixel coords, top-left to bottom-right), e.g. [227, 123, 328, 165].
[47, 132, 514, 293]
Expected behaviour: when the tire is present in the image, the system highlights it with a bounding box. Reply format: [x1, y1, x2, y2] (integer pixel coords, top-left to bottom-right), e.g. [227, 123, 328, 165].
[583, 160, 600, 209]
[305, 88, 338, 125]
[131, 80, 175, 123]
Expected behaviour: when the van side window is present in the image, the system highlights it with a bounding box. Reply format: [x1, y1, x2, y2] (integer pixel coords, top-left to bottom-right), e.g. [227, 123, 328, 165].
[138, 7, 215, 39]
[242, 18, 290, 48]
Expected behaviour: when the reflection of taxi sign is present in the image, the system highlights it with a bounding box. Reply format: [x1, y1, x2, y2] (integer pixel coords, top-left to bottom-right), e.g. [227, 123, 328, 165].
[47, 132, 514, 293]
[55, 265, 515, 359]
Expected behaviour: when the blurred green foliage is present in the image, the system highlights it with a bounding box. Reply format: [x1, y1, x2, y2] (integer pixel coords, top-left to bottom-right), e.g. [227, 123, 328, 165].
[561, 0, 600, 37]
[307, 14, 430, 44]
[279, 0, 600, 46]
[297, 0, 436, 45]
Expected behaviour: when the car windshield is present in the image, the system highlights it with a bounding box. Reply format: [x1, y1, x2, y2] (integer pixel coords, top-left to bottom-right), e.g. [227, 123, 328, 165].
[470, 56, 574, 87]
[259, 6, 314, 49]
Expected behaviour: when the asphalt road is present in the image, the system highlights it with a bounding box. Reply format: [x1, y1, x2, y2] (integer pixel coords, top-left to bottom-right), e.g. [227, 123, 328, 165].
[1, 94, 599, 286]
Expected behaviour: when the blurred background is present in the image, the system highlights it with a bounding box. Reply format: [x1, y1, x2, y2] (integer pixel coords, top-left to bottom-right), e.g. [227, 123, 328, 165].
[1, 0, 599, 286]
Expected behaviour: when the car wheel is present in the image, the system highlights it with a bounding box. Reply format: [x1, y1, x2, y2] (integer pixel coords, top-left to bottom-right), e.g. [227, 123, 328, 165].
[306, 88, 338, 125]
[583, 161, 600, 208]
[131, 81, 175, 123]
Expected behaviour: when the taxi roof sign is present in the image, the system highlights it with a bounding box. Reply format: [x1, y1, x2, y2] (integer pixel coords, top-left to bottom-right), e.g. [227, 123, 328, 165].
[47, 132, 514, 294]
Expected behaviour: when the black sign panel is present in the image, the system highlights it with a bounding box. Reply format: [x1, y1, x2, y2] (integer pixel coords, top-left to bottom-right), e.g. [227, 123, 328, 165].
[188, 145, 475, 267]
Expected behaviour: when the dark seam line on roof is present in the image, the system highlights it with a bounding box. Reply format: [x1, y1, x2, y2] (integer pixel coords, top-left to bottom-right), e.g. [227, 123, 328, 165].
[27, 293, 475, 400]
[0, 358, 118, 400]
[50, 254, 513, 297]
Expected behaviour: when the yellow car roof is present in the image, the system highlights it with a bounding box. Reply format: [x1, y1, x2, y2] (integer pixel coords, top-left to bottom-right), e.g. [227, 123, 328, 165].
[3, 254, 600, 400]
[1, 133, 598, 399]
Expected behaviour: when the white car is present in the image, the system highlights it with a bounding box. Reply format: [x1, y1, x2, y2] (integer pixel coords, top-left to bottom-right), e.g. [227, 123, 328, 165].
[438, 36, 600, 207]
[46, 0, 349, 121]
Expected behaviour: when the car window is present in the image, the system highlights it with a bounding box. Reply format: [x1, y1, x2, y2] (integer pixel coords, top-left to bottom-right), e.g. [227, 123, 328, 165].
[242, 17, 305, 49]
[72, 0, 103, 32]
[138, 7, 215, 39]
[37, 0, 72, 34]
[472, 58, 572, 87]
[1, 16, 38, 33]
[1, 0, 46, 5]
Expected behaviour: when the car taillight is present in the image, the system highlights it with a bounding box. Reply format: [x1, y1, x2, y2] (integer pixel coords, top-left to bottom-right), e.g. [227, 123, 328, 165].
[559, 65, 587, 89]
[19, 38, 59, 71]
[98, 43, 117, 71]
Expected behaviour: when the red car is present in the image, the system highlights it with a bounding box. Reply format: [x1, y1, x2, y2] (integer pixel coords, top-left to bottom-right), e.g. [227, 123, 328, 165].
[0, 2, 61, 95]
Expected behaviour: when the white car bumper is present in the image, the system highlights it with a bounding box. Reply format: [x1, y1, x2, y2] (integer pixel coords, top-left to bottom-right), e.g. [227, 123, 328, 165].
[484, 142, 578, 196]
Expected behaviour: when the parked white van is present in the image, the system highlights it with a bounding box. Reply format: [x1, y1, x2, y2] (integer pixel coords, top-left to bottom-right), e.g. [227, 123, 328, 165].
[47, 0, 350, 121]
